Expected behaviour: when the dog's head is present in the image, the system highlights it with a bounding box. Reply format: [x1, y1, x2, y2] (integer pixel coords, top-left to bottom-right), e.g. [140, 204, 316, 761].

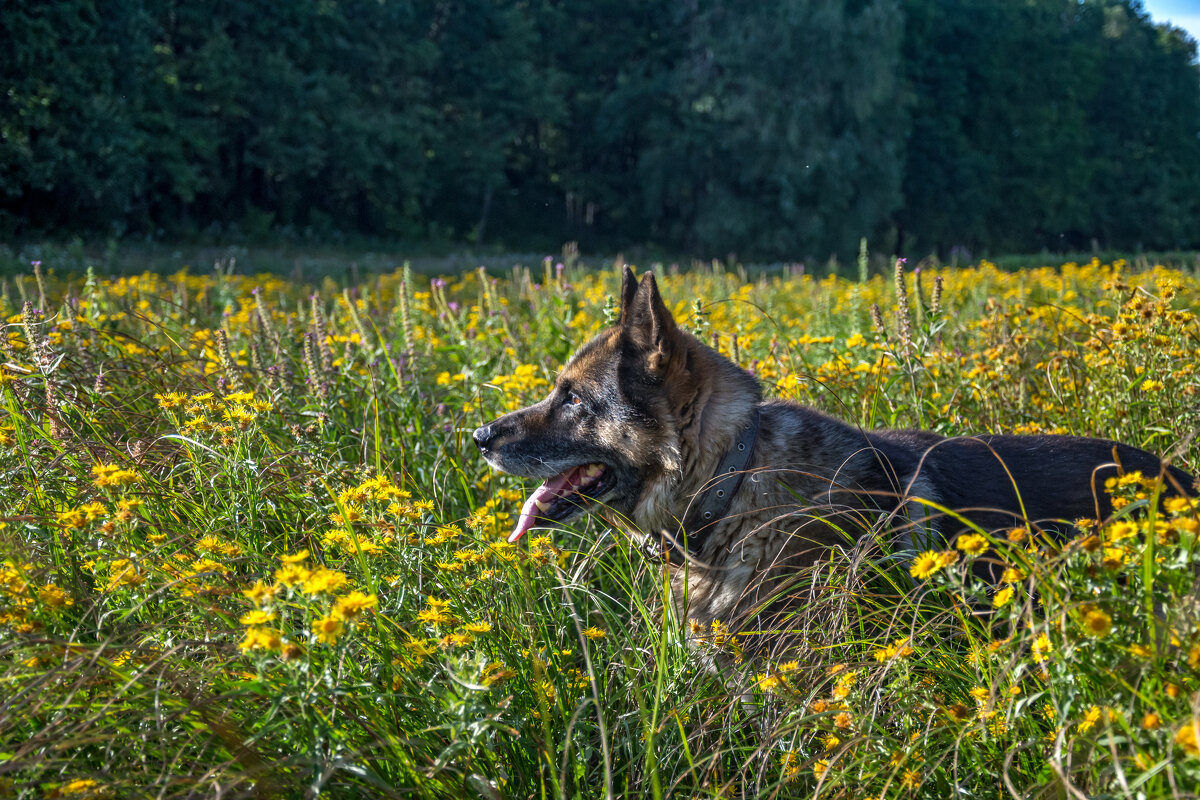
[474, 266, 736, 542]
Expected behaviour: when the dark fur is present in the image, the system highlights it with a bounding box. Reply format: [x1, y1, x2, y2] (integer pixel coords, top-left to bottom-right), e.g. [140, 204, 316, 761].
[475, 267, 1196, 641]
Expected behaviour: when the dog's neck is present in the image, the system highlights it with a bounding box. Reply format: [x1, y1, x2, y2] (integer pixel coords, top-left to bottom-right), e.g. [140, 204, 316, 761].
[630, 334, 762, 538]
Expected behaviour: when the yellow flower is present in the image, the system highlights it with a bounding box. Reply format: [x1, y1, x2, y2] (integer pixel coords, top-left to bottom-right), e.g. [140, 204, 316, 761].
[239, 609, 275, 626]
[397, 638, 437, 669]
[910, 550, 945, 580]
[462, 621, 493, 634]
[872, 637, 914, 662]
[242, 580, 278, 603]
[333, 591, 379, 620]
[956, 533, 989, 556]
[1142, 712, 1161, 730]
[1001, 566, 1026, 583]
[813, 759, 829, 780]
[1101, 546, 1127, 570]
[1174, 720, 1199, 756]
[301, 567, 348, 595]
[581, 626, 606, 640]
[1031, 632, 1053, 663]
[281, 549, 310, 564]
[1077, 705, 1103, 733]
[1107, 521, 1139, 542]
[274, 564, 311, 587]
[993, 585, 1015, 608]
[1164, 496, 1195, 515]
[757, 673, 782, 692]
[416, 597, 457, 627]
[312, 614, 345, 645]
[1079, 604, 1112, 638]
[92, 462, 141, 489]
[238, 626, 283, 653]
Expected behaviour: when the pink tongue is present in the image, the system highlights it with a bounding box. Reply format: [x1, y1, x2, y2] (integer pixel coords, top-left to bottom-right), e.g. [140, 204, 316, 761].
[508, 466, 586, 543]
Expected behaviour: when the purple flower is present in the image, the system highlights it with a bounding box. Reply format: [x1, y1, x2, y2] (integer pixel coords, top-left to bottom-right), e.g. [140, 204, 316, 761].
[432, 278, 446, 290]
[448, 302, 460, 313]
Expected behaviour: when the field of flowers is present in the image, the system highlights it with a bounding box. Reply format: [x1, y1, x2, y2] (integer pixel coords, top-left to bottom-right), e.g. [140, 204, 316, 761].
[1, 253, 1199, 798]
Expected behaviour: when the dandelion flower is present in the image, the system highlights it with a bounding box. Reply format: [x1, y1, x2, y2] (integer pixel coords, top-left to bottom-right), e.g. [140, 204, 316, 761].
[581, 626, 606, 640]
[993, 586, 1015, 608]
[1142, 712, 1162, 730]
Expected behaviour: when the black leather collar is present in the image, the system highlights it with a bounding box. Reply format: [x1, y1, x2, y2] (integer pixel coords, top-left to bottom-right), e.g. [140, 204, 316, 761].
[649, 408, 761, 561]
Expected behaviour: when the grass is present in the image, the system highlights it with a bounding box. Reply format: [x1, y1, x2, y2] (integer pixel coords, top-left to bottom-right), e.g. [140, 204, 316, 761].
[0, 254, 1198, 798]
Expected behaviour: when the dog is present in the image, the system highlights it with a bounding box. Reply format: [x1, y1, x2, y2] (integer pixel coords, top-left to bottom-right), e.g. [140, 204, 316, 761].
[474, 267, 1195, 651]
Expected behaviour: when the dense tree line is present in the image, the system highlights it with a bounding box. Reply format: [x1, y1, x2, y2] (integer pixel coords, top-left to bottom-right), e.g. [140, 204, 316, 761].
[2, 0, 1197, 258]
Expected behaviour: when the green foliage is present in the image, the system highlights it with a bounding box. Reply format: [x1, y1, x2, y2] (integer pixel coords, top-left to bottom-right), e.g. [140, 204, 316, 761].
[1, 1, 1199, 256]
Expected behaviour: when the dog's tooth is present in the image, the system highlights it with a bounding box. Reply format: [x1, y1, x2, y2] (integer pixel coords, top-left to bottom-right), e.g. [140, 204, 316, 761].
[535, 499, 550, 512]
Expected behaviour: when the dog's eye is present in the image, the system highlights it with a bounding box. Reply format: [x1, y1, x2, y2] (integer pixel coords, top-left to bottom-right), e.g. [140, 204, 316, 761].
[566, 391, 584, 407]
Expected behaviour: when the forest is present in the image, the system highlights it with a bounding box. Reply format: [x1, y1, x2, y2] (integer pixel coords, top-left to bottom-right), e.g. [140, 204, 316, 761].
[2, 0, 1198, 259]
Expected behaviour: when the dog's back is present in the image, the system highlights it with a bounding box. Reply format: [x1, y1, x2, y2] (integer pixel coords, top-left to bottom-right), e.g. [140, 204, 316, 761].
[875, 430, 1196, 538]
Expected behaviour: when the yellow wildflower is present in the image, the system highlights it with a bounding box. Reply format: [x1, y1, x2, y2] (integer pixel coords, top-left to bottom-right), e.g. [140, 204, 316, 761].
[1031, 632, 1053, 663]
[1079, 604, 1112, 638]
[910, 550, 948, 580]
[281, 549, 310, 564]
[1175, 720, 1199, 756]
[333, 591, 379, 620]
[956, 533, 989, 555]
[301, 567, 348, 595]
[312, 614, 345, 645]
[239, 609, 275, 626]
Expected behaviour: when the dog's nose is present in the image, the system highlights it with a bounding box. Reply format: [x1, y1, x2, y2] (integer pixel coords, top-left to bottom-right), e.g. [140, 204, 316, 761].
[473, 424, 494, 452]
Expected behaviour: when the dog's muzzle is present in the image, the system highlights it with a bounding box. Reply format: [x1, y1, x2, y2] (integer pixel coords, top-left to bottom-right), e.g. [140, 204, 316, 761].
[472, 424, 496, 454]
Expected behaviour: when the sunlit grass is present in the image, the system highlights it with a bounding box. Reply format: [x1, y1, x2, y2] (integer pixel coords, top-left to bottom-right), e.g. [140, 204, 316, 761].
[0, 254, 1198, 798]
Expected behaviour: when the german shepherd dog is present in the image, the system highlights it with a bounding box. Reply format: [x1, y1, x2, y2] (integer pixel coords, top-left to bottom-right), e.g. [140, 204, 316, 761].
[474, 267, 1195, 647]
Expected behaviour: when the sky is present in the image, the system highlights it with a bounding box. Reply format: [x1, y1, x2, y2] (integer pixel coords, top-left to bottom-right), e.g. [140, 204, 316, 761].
[1141, 0, 1200, 44]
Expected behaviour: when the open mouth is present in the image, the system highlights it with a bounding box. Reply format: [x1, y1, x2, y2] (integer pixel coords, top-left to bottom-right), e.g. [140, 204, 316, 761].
[508, 462, 616, 543]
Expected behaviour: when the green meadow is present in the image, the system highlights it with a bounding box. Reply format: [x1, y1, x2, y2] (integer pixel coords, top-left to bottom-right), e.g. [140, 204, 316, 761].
[1, 256, 1198, 798]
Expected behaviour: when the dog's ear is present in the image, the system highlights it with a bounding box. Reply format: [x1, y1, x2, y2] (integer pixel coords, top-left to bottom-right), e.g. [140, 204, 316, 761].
[618, 265, 638, 326]
[622, 270, 678, 373]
